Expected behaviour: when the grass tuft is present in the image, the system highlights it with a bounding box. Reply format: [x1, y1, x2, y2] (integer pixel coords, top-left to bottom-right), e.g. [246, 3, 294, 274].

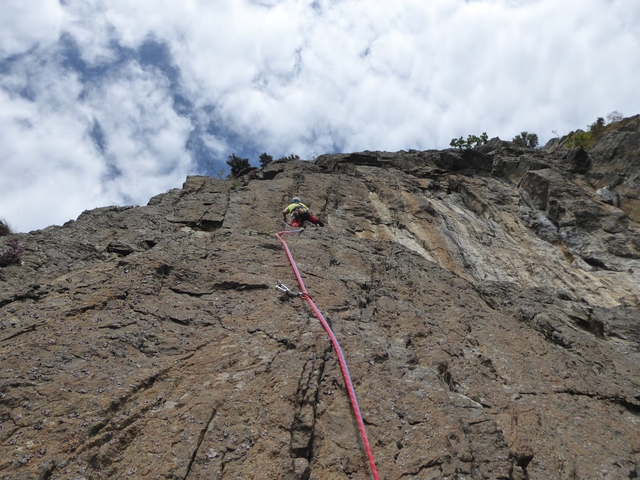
[0, 219, 11, 237]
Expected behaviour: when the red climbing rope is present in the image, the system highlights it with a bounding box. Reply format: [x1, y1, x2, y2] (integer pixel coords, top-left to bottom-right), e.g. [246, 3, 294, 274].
[276, 228, 380, 480]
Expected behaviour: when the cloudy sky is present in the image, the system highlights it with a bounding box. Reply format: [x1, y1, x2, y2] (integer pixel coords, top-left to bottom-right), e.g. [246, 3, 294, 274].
[1, 0, 639, 232]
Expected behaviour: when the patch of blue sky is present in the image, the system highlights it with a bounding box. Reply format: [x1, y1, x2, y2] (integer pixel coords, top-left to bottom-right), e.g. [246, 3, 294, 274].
[52, 33, 250, 177]
[89, 118, 106, 154]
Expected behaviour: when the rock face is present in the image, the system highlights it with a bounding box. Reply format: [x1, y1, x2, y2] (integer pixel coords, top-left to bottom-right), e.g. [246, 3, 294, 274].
[1, 120, 639, 479]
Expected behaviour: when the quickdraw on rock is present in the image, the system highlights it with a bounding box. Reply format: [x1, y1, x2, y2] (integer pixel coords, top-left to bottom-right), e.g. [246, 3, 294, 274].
[275, 228, 380, 480]
[275, 280, 303, 298]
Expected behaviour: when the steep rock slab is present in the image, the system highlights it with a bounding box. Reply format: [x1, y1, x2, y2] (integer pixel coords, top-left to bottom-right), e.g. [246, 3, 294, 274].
[1, 125, 639, 479]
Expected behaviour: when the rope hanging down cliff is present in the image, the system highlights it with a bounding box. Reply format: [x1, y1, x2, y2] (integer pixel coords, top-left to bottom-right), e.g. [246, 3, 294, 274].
[275, 227, 380, 480]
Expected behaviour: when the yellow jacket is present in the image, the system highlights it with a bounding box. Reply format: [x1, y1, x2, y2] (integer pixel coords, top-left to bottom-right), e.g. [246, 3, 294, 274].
[283, 202, 309, 215]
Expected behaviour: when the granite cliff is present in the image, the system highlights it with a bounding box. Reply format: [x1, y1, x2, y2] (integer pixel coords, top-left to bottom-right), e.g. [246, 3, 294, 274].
[1, 116, 639, 479]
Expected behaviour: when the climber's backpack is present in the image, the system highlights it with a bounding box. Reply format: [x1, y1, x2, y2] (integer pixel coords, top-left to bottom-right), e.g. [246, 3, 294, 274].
[291, 204, 309, 220]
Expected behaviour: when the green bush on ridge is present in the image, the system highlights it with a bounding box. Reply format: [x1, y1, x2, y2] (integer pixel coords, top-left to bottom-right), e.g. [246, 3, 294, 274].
[259, 152, 273, 168]
[564, 112, 624, 150]
[450, 132, 488, 150]
[226, 154, 251, 177]
[512, 131, 539, 149]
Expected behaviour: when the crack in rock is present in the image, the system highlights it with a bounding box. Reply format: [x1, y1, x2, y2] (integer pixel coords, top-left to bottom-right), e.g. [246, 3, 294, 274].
[183, 407, 218, 479]
[290, 350, 328, 479]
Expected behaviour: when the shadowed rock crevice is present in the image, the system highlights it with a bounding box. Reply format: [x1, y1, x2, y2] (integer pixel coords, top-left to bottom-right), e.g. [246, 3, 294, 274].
[184, 407, 218, 479]
[290, 350, 328, 479]
[0, 321, 46, 343]
[247, 327, 297, 350]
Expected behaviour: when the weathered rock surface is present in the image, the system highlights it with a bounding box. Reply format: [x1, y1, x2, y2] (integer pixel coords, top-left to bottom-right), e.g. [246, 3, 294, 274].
[1, 118, 639, 479]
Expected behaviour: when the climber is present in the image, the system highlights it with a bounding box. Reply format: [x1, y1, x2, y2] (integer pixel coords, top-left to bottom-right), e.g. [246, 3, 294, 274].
[282, 197, 325, 228]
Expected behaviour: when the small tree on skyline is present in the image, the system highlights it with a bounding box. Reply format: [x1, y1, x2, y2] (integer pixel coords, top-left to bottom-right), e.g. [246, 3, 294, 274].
[259, 152, 273, 168]
[277, 154, 300, 162]
[226, 154, 250, 177]
[450, 132, 488, 149]
[512, 131, 539, 149]
[606, 111, 623, 124]
[589, 117, 605, 135]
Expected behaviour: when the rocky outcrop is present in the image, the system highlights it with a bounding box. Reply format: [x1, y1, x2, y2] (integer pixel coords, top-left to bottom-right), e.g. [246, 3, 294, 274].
[1, 119, 639, 479]
[543, 114, 640, 223]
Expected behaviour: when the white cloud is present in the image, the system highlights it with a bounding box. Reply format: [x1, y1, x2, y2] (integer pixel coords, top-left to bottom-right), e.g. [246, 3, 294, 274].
[0, 0, 65, 57]
[1, 0, 640, 231]
[0, 40, 193, 232]
[0, 89, 104, 232]
[88, 62, 193, 203]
